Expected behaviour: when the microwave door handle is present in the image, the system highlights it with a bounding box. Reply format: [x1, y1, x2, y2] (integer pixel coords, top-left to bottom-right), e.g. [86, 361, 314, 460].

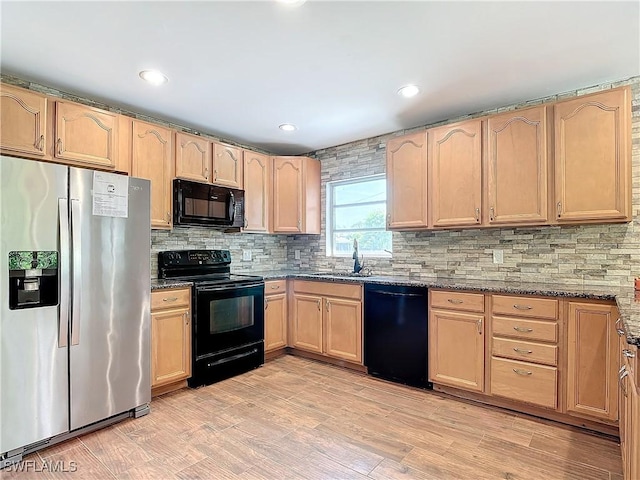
[229, 191, 236, 224]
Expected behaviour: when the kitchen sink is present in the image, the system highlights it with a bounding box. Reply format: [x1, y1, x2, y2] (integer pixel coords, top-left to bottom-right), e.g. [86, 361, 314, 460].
[307, 271, 373, 278]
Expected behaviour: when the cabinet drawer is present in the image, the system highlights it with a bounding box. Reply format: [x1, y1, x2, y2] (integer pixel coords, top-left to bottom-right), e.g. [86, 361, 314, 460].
[265, 280, 286, 295]
[491, 357, 557, 409]
[430, 290, 484, 313]
[492, 316, 558, 343]
[151, 288, 191, 311]
[492, 295, 558, 319]
[492, 337, 558, 366]
[293, 280, 362, 300]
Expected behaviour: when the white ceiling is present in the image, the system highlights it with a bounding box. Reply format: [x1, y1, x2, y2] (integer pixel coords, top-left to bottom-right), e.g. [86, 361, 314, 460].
[1, 1, 639, 155]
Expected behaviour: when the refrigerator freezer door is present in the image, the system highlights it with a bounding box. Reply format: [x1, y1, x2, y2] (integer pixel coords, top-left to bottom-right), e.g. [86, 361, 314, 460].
[0, 156, 70, 453]
[68, 168, 151, 430]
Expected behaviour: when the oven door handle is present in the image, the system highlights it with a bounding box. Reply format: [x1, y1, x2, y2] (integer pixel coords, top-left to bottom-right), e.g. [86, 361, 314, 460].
[196, 281, 264, 293]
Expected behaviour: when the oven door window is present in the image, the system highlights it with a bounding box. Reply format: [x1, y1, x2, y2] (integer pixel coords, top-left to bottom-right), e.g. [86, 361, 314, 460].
[209, 296, 254, 334]
[194, 283, 264, 359]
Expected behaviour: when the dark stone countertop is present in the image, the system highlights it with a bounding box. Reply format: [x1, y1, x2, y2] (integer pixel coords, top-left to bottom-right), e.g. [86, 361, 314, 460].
[252, 270, 639, 347]
[150, 279, 194, 291]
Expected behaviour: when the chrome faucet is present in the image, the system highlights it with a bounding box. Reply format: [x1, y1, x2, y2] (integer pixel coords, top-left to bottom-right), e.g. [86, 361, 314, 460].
[352, 239, 364, 274]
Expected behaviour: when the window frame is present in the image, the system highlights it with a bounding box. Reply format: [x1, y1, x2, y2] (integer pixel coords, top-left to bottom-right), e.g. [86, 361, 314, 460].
[325, 174, 392, 258]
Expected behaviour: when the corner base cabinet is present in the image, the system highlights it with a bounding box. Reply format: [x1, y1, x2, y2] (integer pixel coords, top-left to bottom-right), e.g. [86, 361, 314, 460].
[150, 288, 191, 395]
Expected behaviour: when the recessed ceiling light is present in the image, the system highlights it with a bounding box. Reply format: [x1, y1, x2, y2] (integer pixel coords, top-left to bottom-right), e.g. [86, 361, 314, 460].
[279, 123, 297, 132]
[139, 70, 168, 86]
[397, 85, 420, 98]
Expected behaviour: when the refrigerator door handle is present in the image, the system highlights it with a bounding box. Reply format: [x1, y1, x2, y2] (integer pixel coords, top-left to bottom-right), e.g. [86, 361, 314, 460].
[71, 198, 81, 346]
[58, 198, 70, 348]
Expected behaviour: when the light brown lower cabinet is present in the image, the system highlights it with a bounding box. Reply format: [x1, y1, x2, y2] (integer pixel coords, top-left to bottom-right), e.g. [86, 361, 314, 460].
[566, 301, 619, 422]
[290, 281, 363, 364]
[429, 290, 485, 392]
[264, 280, 287, 353]
[619, 334, 639, 480]
[150, 288, 191, 395]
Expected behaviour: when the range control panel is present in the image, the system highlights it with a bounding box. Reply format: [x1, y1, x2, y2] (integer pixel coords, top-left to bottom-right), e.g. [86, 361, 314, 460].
[159, 250, 231, 267]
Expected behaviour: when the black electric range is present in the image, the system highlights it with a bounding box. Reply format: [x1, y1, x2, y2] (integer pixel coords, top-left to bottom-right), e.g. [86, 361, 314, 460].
[158, 250, 265, 387]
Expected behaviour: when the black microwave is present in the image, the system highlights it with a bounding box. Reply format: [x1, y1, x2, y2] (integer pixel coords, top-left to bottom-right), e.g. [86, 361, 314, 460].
[173, 179, 244, 228]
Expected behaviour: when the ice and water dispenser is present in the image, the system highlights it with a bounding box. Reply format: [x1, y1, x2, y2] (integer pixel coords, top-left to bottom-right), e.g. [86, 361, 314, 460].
[8, 251, 58, 309]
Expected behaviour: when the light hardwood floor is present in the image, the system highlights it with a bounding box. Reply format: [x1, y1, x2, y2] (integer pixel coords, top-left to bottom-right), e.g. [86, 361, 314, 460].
[1, 355, 623, 479]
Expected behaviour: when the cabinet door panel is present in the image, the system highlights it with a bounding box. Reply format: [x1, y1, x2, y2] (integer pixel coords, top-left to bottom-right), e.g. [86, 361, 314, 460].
[325, 297, 362, 363]
[175, 132, 211, 182]
[213, 143, 243, 188]
[56, 101, 117, 168]
[386, 132, 428, 229]
[0, 84, 48, 157]
[554, 88, 630, 222]
[265, 293, 287, 352]
[566, 302, 618, 421]
[291, 294, 323, 353]
[243, 151, 271, 232]
[429, 120, 482, 227]
[273, 157, 302, 232]
[487, 106, 548, 225]
[132, 121, 173, 229]
[429, 309, 484, 392]
[151, 309, 191, 387]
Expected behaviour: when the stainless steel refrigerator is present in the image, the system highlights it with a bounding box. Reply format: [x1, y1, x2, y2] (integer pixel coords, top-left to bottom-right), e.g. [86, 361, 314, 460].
[0, 156, 151, 466]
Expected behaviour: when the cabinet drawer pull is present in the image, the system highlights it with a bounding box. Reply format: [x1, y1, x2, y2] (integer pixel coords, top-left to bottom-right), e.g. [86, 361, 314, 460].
[317, 299, 321, 310]
[326, 300, 330, 312]
[163, 297, 178, 302]
[557, 201, 562, 218]
[623, 349, 636, 359]
[513, 368, 533, 376]
[476, 319, 482, 334]
[270, 285, 280, 290]
[616, 318, 625, 337]
[513, 304, 533, 310]
[36, 134, 45, 151]
[513, 326, 533, 333]
[214, 169, 218, 180]
[57, 138, 63, 155]
[620, 367, 629, 397]
[447, 299, 464, 304]
[204, 167, 209, 179]
[513, 348, 533, 354]
[475, 207, 480, 222]
[489, 206, 495, 222]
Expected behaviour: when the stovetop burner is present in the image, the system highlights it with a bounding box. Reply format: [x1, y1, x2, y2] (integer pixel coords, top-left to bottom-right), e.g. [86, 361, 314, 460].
[158, 249, 263, 284]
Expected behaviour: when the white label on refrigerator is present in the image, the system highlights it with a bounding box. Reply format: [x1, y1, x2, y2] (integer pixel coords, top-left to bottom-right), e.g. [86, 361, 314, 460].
[92, 172, 129, 218]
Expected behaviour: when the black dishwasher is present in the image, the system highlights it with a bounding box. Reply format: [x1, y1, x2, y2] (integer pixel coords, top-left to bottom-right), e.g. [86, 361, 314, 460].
[364, 283, 432, 389]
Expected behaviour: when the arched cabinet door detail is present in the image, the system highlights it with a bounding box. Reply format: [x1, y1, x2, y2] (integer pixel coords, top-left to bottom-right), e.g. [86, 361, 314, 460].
[554, 88, 630, 223]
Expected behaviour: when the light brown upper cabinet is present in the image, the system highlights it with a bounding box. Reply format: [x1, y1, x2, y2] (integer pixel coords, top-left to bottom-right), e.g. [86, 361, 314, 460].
[54, 101, 118, 169]
[272, 156, 321, 234]
[428, 119, 482, 228]
[174, 132, 211, 183]
[386, 132, 428, 229]
[0, 84, 50, 158]
[566, 301, 619, 422]
[554, 87, 631, 223]
[243, 150, 271, 232]
[486, 106, 549, 226]
[212, 142, 243, 188]
[131, 120, 173, 229]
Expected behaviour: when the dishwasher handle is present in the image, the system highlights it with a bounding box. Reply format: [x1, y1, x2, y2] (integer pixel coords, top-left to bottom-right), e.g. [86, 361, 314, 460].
[368, 290, 425, 298]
